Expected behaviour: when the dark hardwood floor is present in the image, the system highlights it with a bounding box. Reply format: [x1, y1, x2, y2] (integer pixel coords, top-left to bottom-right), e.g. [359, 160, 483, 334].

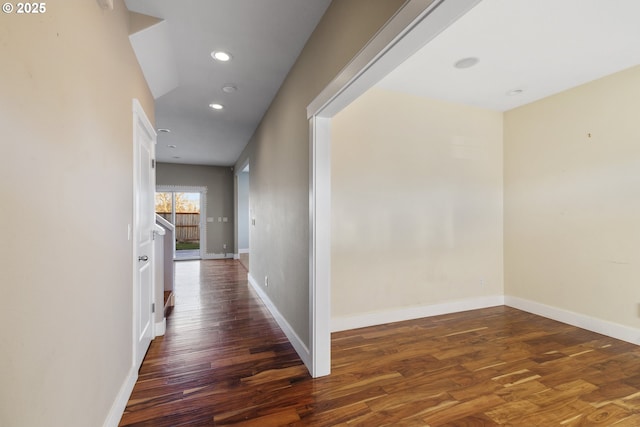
[119, 260, 640, 426]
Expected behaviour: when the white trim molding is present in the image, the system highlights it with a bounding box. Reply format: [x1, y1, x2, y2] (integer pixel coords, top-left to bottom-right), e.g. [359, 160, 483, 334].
[305, 0, 482, 379]
[239, 248, 250, 254]
[332, 296, 505, 332]
[202, 253, 234, 260]
[156, 185, 208, 193]
[308, 117, 331, 378]
[102, 366, 137, 427]
[155, 318, 166, 337]
[248, 274, 312, 371]
[505, 296, 640, 346]
[306, 0, 481, 119]
[132, 98, 157, 370]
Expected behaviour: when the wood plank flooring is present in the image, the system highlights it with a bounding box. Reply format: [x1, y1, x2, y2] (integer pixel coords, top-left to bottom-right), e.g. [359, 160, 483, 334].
[119, 260, 640, 426]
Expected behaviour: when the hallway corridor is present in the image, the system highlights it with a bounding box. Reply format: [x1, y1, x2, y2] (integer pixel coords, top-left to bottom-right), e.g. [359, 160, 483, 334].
[118, 260, 308, 426]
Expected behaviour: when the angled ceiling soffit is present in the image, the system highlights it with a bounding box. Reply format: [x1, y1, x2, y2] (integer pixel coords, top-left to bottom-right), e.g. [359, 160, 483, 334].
[128, 16, 179, 99]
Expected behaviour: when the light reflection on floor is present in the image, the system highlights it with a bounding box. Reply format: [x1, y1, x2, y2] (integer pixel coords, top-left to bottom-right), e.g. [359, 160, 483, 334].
[172, 260, 203, 312]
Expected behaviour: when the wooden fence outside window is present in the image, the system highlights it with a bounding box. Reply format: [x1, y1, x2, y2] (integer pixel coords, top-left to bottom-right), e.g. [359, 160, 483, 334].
[157, 212, 200, 242]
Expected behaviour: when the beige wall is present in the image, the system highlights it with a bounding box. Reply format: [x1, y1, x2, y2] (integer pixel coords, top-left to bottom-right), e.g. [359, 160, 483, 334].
[330, 65, 640, 333]
[331, 87, 504, 318]
[504, 65, 640, 329]
[156, 163, 234, 255]
[0, 1, 153, 426]
[234, 0, 404, 345]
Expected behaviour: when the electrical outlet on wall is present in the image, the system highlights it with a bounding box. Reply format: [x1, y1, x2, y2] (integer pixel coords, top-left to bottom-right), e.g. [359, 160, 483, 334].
[223, 244, 227, 249]
[265, 276, 269, 287]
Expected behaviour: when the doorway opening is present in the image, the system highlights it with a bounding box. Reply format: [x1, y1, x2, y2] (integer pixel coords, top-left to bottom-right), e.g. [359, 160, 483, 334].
[132, 99, 156, 370]
[237, 162, 250, 270]
[307, 0, 478, 376]
[155, 189, 204, 260]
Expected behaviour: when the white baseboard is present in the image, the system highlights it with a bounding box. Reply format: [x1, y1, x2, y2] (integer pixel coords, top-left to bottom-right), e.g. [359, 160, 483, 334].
[155, 318, 166, 337]
[505, 296, 640, 346]
[332, 295, 505, 332]
[202, 253, 234, 260]
[103, 365, 137, 427]
[247, 273, 312, 371]
[239, 248, 249, 254]
[233, 253, 240, 260]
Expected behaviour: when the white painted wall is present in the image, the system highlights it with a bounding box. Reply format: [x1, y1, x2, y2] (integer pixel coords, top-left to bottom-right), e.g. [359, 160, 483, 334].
[0, 1, 154, 425]
[504, 65, 640, 331]
[331, 87, 504, 326]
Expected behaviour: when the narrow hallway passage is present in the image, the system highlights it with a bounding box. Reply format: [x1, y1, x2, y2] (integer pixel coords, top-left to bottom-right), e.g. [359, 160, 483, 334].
[119, 260, 308, 426]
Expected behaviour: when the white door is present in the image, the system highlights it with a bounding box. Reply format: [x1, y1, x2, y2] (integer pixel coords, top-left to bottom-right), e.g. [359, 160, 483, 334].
[133, 99, 156, 369]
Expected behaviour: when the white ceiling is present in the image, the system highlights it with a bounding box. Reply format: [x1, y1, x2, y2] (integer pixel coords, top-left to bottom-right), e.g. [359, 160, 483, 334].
[125, 0, 331, 166]
[125, 0, 640, 167]
[378, 0, 640, 111]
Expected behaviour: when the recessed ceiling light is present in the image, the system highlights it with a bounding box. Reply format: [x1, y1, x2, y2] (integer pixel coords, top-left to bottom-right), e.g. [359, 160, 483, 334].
[168, 144, 177, 148]
[172, 156, 181, 159]
[209, 103, 224, 110]
[222, 84, 237, 93]
[454, 57, 479, 69]
[211, 51, 232, 62]
[157, 128, 171, 133]
[507, 89, 524, 96]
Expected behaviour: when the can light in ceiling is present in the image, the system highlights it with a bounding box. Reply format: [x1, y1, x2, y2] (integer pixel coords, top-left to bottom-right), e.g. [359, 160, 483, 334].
[507, 88, 524, 96]
[168, 144, 177, 148]
[222, 84, 237, 93]
[209, 103, 224, 110]
[453, 57, 479, 69]
[157, 128, 171, 133]
[211, 51, 232, 62]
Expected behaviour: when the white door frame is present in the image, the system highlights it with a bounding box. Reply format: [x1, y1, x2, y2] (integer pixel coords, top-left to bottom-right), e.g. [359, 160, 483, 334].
[306, 0, 481, 377]
[132, 98, 157, 369]
[234, 158, 250, 260]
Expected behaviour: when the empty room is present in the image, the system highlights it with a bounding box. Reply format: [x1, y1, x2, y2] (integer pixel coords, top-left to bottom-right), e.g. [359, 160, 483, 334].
[3, 0, 640, 426]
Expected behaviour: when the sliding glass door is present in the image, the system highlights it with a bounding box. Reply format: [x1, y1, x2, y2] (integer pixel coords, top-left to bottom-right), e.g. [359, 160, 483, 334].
[155, 191, 202, 260]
